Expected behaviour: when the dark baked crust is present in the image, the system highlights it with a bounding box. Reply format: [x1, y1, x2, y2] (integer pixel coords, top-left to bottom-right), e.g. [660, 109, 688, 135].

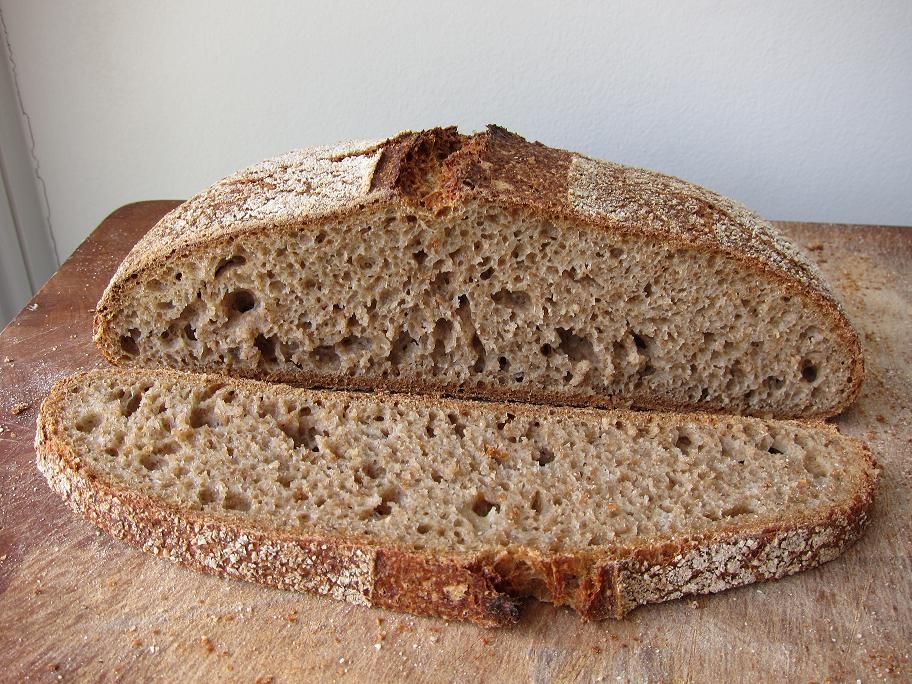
[92, 125, 864, 418]
[35, 370, 876, 626]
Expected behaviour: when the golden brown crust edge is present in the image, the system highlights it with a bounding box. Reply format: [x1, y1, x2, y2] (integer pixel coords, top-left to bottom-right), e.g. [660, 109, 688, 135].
[35, 370, 876, 626]
[92, 125, 864, 419]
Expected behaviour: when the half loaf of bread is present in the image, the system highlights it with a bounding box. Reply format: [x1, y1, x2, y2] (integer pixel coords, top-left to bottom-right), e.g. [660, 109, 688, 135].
[36, 369, 875, 626]
[93, 126, 862, 419]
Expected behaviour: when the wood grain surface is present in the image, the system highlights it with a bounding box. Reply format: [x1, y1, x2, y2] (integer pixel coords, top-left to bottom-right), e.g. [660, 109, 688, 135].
[0, 201, 909, 682]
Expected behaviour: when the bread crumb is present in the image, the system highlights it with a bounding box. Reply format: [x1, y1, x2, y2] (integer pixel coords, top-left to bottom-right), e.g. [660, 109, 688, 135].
[2, 357, 11, 363]
[255, 677, 274, 684]
[11, 403, 29, 416]
[27, 303, 38, 311]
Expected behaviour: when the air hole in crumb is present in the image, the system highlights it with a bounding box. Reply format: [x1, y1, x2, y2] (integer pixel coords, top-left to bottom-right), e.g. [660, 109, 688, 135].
[480, 267, 495, 281]
[214, 255, 246, 278]
[389, 331, 418, 367]
[530, 490, 543, 514]
[189, 407, 217, 429]
[223, 490, 251, 512]
[471, 494, 499, 517]
[362, 462, 384, 480]
[447, 413, 466, 438]
[801, 360, 818, 382]
[198, 486, 218, 506]
[417, 524, 430, 534]
[120, 333, 139, 356]
[75, 414, 100, 433]
[675, 435, 692, 451]
[768, 445, 783, 455]
[610, 247, 624, 258]
[496, 413, 516, 431]
[200, 382, 226, 402]
[491, 289, 531, 310]
[431, 271, 452, 292]
[413, 249, 428, 265]
[470, 334, 486, 373]
[224, 290, 256, 315]
[254, 334, 278, 363]
[721, 503, 754, 517]
[498, 356, 510, 371]
[314, 231, 327, 244]
[279, 416, 317, 451]
[183, 324, 197, 341]
[139, 453, 166, 471]
[311, 345, 340, 366]
[540, 343, 553, 357]
[557, 328, 595, 363]
[122, 391, 143, 417]
[431, 470, 443, 483]
[536, 448, 555, 466]
[373, 487, 402, 518]
[632, 333, 648, 350]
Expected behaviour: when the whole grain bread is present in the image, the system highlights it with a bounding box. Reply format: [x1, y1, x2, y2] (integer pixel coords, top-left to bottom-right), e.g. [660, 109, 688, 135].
[93, 125, 863, 419]
[36, 369, 876, 626]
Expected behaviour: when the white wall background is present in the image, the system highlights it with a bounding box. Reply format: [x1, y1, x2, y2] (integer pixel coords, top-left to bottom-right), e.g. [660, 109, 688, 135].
[1, 0, 911, 271]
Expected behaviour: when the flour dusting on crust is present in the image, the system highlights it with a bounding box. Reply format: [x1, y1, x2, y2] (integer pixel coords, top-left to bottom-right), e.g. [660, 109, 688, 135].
[567, 155, 837, 308]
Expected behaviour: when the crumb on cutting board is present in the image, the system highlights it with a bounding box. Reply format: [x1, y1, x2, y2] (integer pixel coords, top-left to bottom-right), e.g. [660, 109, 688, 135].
[11, 402, 30, 416]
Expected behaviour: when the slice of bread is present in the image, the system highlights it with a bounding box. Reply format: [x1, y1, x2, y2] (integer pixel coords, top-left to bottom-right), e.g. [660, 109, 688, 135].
[36, 369, 876, 626]
[93, 126, 862, 419]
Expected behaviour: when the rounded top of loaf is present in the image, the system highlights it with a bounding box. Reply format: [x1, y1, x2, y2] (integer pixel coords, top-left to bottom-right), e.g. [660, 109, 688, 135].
[105, 124, 841, 313]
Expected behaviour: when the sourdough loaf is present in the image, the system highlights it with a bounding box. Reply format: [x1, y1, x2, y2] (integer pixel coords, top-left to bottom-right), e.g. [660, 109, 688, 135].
[93, 126, 862, 419]
[36, 369, 876, 626]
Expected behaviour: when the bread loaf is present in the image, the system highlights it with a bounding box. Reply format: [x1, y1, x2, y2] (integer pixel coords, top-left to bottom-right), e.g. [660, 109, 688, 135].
[93, 126, 862, 419]
[36, 369, 876, 626]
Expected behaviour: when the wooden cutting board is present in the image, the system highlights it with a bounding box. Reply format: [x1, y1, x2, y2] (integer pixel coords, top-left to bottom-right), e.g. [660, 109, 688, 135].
[0, 202, 909, 682]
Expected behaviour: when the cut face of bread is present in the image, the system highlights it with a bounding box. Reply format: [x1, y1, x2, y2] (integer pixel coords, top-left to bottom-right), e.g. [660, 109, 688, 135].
[37, 369, 876, 626]
[94, 126, 863, 418]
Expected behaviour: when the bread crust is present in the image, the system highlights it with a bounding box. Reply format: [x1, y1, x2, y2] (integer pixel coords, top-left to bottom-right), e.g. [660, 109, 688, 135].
[92, 125, 864, 418]
[35, 370, 876, 626]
